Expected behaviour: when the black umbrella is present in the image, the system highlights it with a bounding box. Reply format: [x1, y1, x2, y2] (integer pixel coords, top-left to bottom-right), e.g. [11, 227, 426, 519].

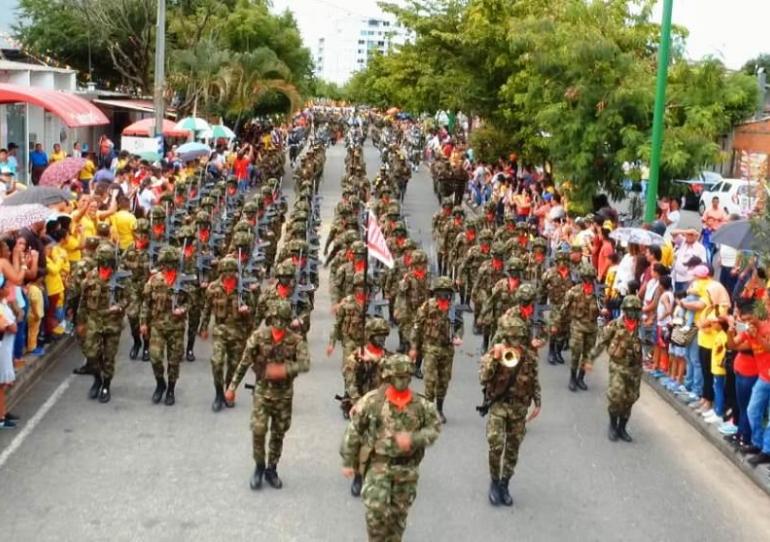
[1, 186, 73, 207]
[711, 220, 754, 251]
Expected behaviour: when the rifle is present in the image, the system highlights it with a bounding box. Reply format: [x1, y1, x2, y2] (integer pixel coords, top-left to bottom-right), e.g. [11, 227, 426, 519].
[236, 248, 258, 307]
[171, 239, 197, 311]
[164, 202, 173, 244]
[476, 355, 522, 417]
[196, 252, 214, 283]
[107, 243, 131, 306]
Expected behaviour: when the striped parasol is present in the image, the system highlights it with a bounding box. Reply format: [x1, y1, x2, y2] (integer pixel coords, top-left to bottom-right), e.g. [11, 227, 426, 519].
[0, 203, 54, 234]
[39, 157, 86, 187]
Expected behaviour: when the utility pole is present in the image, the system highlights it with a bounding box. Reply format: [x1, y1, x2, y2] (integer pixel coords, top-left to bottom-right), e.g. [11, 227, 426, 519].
[153, 0, 166, 139]
[644, 0, 674, 223]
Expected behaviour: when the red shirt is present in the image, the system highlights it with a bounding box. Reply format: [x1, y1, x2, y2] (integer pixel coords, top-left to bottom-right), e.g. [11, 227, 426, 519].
[233, 157, 250, 180]
[746, 322, 770, 381]
[734, 332, 757, 377]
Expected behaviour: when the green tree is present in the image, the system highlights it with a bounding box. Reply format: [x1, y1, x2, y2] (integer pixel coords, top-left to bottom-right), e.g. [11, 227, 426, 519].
[742, 53, 770, 76]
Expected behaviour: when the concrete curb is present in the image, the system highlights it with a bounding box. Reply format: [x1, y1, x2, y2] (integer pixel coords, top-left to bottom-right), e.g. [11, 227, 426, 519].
[7, 337, 75, 409]
[642, 372, 770, 498]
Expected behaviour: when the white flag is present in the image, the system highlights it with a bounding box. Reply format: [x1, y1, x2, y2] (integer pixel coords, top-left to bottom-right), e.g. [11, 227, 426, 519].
[366, 210, 395, 269]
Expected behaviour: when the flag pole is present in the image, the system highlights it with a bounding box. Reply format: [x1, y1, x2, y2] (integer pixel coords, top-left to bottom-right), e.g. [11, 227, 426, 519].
[362, 209, 369, 354]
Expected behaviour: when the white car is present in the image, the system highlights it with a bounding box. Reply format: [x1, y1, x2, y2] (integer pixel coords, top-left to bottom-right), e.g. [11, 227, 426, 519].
[699, 178, 759, 217]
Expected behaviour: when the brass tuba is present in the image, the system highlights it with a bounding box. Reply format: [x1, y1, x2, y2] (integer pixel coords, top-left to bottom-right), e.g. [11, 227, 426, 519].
[500, 346, 521, 369]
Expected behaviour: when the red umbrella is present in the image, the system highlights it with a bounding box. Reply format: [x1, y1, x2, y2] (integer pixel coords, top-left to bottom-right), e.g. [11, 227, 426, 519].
[39, 157, 86, 187]
[122, 118, 190, 137]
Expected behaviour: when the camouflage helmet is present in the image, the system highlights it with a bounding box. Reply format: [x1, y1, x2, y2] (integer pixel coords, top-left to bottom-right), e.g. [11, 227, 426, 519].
[479, 229, 494, 242]
[498, 318, 529, 342]
[452, 206, 465, 217]
[386, 202, 401, 216]
[579, 262, 597, 279]
[200, 196, 216, 209]
[491, 241, 506, 256]
[84, 236, 101, 251]
[195, 210, 211, 225]
[366, 317, 390, 337]
[515, 221, 528, 231]
[504, 213, 516, 222]
[431, 276, 454, 293]
[96, 222, 111, 236]
[532, 237, 547, 251]
[621, 295, 642, 311]
[261, 184, 273, 195]
[149, 205, 166, 221]
[290, 220, 307, 234]
[555, 247, 570, 261]
[288, 239, 308, 254]
[441, 197, 453, 208]
[233, 220, 253, 234]
[340, 230, 359, 245]
[506, 256, 526, 272]
[95, 244, 116, 267]
[218, 257, 239, 274]
[233, 231, 253, 248]
[381, 354, 413, 380]
[134, 218, 150, 235]
[351, 240, 367, 255]
[275, 261, 295, 277]
[158, 246, 179, 266]
[516, 283, 537, 305]
[176, 225, 195, 240]
[403, 238, 417, 251]
[484, 200, 497, 213]
[392, 221, 407, 234]
[243, 201, 260, 215]
[265, 300, 292, 324]
[410, 249, 428, 265]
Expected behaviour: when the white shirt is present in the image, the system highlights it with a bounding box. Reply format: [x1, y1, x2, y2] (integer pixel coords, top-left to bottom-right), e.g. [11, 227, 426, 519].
[665, 209, 680, 238]
[719, 244, 737, 268]
[673, 240, 707, 284]
[138, 188, 156, 211]
[613, 253, 636, 296]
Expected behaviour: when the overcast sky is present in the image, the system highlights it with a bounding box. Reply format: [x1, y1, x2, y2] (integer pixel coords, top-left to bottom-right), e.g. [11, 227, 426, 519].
[273, 0, 770, 70]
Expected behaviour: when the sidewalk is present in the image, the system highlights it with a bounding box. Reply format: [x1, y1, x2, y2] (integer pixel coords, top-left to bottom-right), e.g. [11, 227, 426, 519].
[7, 337, 75, 409]
[642, 371, 770, 498]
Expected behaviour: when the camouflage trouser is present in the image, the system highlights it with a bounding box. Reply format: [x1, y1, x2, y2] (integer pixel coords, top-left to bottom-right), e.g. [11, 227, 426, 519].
[83, 327, 121, 379]
[569, 328, 597, 371]
[150, 326, 184, 382]
[423, 346, 454, 402]
[547, 306, 568, 341]
[342, 339, 362, 371]
[487, 400, 528, 480]
[397, 318, 413, 352]
[472, 293, 488, 328]
[186, 288, 203, 344]
[211, 333, 247, 388]
[363, 464, 419, 542]
[125, 284, 143, 324]
[607, 366, 642, 417]
[251, 388, 293, 466]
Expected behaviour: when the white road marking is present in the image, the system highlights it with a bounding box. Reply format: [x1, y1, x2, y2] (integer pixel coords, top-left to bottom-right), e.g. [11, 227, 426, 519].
[0, 374, 75, 470]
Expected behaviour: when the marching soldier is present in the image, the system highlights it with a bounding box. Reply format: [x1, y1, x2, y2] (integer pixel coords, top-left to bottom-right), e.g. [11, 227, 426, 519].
[457, 228, 493, 311]
[481, 256, 525, 345]
[332, 241, 366, 305]
[123, 218, 151, 361]
[199, 257, 257, 412]
[340, 354, 441, 541]
[506, 221, 530, 259]
[384, 239, 416, 326]
[449, 217, 477, 283]
[76, 245, 129, 403]
[432, 198, 453, 275]
[526, 237, 548, 283]
[225, 300, 310, 490]
[472, 241, 507, 350]
[67, 236, 101, 375]
[327, 272, 368, 366]
[539, 247, 574, 365]
[555, 263, 601, 392]
[140, 246, 189, 406]
[479, 287, 542, 507]
[587, 295, 643, 442]
[410, 276, 463, 423]
[394, 249, 431, 362]
[177, 225, 204, 362]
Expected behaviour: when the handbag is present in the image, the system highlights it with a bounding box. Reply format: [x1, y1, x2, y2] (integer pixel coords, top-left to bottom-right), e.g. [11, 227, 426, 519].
[671, 325, 697, 347]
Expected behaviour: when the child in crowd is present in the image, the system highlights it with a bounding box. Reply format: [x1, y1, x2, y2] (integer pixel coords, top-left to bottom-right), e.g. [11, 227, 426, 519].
[26, 276, 45, 356]
[604, 253, 621, 319]
[654, 275, 674, 380]
[668, 290, 696, 393]
[0, 273, 19, 429]
[703, 317, 729, 425]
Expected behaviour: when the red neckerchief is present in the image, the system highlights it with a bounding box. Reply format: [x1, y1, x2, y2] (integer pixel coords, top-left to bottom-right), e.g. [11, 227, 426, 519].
[413, 268, 427, 280]
[175, 195, 185, 207]
[558, 266, 570, 279]
[98, 267, 112, 281]
[623, 318, 638, 333]
[345, 250, 354, 261]
[480, 244, 490, 254]
[508, 277, 520, 291]
[520, 304, 534, 319]
[396, 236, 406, 247]
[222, 276, 237, 295]
[292, 256, 306, 267]
[486, 212, 495, 222]
[453, 217, 463, 226]
[247, 217, 257, 226]
[354, 260, 365, 273]
[506, 223, 515, 232]
[198, 229, 210, 243]
[492, 259, 503, 271]
[582, 282, 594, 296]
[135, 239, 149, 250]
[271, 327, 286, 343]
[442, 208, 451, 217]
[183, 244, 194, 259]
[385, 385, 413, 411]
[355, 292, 366, 306]
[152, 224, 165, 237]
[466, 230, 476, 242]
[366, 344, 384, 357]
[189, 188, 197, 198]
[264, 196, 273, 206]
[403, 255, 412, 267]
[163, 269, 177, 286]
[535, 253, 545, 263]
[436, 298, 450, 312]
[381, 196, 390, 205]
[227, 187, 237, 196]
[276, 284, 291, 298]
[518, 235, 528, 247]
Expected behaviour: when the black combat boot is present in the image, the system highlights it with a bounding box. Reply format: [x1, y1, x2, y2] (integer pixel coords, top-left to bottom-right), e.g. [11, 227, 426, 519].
[568, 369, 578, 392]
[488, 479, 501, 506]
[498, 478, 514, 507]
[88, 374, 102, 400]
[186, 336, 196, 362]
[555, 340, 566, 364]
[608, 413, 619, 442]
[212, 385, 224, 412]
[350, 474, 363, 497]
[129, 329, 142, 361]
[98, 378, 111, 403]
[152, 377, 167, 404]
[74, 361, 92, 375]
[165, 381, 176, 406]
[436, 398, 447, 424]
[616, 416, 633, 442]
[141, 338, 150, 362]
[264, 465, 283, 489]
[413, 357, 423, 380]
[547, 339, 558, 365]
[576, 369, 588, 391]
[249, 463, 265, 490]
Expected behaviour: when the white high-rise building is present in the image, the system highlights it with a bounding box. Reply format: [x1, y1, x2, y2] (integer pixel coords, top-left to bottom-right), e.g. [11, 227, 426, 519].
[313, 13, 411, 85]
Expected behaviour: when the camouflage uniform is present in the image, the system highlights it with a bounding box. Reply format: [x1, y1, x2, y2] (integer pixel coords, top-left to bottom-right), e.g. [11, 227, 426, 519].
[539, 248, 574, 365]
[479, 306, 541, 506]
[256, 261, 312, 336]
[177, 225, 205, 362]
[394, 250, 431, 353]
[332, 241, 366, 304]
[229, 301, 310, 489]
[122, 219, 151, 360]
[383, 239, 416, 325]
[457, 229, 492, 307]
[472, 242, 506, 344]
[448, 219, 477, 282]
[493, 215, 517, 246]
[411, 277, 463, 422]
[76, 245, 129, 403]
[440, 207, 464, 274]
[557, 263, 601, 391]
[199, 257, 258, 412]
[340, 355, 441, 541]
[431, 199, 453, 275]
[330, 273, 368, 366]
[588, 296, 643, 442]
[140, 246, 189, 405]
[481, 257, 526, 345]
[505, 222, 530, 259]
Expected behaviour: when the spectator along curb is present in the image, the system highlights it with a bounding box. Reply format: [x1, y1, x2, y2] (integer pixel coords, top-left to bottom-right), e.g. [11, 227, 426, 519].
[642, 373, 770, 498]
[7, 337, 75, 409]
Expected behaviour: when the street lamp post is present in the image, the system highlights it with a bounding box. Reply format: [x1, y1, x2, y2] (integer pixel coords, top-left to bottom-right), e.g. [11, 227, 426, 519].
[153, 0, 166, 139]
[644, 0, 674, 223]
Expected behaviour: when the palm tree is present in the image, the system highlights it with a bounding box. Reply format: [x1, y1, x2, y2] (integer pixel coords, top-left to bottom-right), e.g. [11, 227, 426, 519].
[168, 36, 230, 117]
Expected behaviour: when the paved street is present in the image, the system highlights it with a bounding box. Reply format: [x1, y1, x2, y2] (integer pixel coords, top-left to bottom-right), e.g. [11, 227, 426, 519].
[1, 142, 769, 542]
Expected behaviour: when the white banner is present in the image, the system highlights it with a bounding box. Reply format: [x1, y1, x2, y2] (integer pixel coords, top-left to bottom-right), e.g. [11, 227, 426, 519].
[366, 210, 394, 269]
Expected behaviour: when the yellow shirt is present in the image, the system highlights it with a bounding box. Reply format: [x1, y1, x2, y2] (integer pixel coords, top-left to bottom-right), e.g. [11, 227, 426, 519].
[79, 159, 96, 181]
[45, 250, 66, 296]
[661, 240, 674, 268]
[61, 232, 82, 263]
[50, 150, 67, 163]
[110, 210, 137, 250]
[711, 330, 727, 376]
[79, 215, 97, 239]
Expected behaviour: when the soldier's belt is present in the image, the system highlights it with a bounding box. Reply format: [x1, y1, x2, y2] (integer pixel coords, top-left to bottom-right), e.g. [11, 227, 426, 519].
[371, 454, 415, 466]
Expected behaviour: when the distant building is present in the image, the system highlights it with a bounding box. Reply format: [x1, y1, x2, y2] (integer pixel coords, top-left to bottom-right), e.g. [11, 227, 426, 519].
[313, 13, 411, 85]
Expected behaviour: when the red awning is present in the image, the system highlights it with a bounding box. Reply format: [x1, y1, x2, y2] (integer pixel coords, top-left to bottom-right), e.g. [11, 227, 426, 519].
[122, 118, 189, 138]
[0, 83, 109, 128]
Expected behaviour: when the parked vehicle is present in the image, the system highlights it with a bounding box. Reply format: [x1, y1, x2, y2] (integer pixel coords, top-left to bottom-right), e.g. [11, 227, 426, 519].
[698, 178, 759, 217]
[672, 171, 723, 210]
